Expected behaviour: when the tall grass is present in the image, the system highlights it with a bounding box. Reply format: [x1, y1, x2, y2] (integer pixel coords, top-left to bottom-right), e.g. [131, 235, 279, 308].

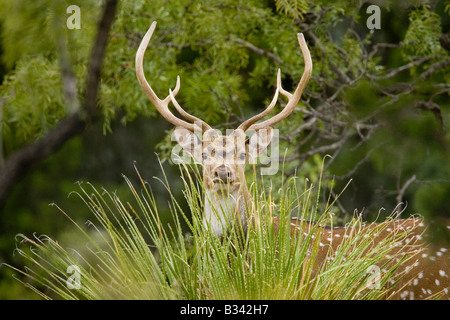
[4, 163, 419, 300]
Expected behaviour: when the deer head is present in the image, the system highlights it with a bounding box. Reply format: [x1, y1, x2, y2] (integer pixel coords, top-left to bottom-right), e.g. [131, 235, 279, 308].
[136, 21, 312, 236]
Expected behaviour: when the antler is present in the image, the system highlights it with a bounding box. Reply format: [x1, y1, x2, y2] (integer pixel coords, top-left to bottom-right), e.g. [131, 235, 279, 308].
[136, 22, 311, 133]
[135, 21, 211, 132]
[238, 33, 312, 132]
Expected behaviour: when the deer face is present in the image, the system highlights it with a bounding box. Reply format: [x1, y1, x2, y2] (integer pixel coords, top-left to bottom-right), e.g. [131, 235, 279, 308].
[173, 127, 274, 194]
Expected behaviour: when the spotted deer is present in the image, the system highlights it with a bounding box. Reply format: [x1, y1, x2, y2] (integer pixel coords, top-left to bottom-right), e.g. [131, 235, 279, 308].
[287, 217, 450, 299]
[136, 21, 449, 299]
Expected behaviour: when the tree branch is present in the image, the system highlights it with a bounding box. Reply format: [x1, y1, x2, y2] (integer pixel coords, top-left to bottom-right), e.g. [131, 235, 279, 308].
[231, 36, 284, 65]
[0, 115, 85, 206]
[373, 56, 430, 80]
[395, 174, 417, 212]
[0, 98, 5, 170]
[84, 0, 118, 121]
[418, 59, 450, 81]
[303, 29, 352, 84]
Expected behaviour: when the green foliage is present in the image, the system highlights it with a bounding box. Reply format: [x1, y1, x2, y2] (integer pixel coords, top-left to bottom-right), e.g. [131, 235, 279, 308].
[402, 5, 444, 58]
[274, 0, 308, 20]
[0, 0, 309, 139]
[1, 57, 65, 148]
[0, 0, 98, 138]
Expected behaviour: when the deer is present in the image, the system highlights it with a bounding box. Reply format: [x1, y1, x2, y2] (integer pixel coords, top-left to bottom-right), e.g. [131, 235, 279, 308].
[135, 21, 449, 299]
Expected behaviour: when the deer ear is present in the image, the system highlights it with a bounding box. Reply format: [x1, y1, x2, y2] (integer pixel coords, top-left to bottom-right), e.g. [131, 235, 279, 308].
[248, 127, 274, 158]
[173, 127, 202, 162]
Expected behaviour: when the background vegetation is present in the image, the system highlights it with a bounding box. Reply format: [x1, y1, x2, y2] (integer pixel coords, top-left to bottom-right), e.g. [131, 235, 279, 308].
[0, 0, 449, 299]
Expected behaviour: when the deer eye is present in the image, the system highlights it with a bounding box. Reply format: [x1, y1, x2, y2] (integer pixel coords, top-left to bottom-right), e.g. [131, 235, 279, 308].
[238, 152, 246, 161]
[202, 153, 208, 160]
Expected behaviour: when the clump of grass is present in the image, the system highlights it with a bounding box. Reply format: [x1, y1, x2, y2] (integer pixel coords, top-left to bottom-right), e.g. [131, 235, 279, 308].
[4, 163, 420, 299]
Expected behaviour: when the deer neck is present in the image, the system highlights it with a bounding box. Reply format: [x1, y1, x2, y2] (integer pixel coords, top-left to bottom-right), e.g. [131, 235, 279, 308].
[203, 177, 251, 237]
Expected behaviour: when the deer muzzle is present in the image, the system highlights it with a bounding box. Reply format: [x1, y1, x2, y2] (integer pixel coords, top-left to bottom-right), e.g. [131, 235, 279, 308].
[213, 165, 233, 184]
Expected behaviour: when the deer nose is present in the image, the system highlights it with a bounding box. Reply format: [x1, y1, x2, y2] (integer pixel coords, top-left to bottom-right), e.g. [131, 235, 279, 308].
[214, 165, 232, 183]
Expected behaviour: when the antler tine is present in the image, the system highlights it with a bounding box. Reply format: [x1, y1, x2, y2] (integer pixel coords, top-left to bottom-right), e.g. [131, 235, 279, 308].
[247, 33, 312, 131]
[136, 21, 209, 132]
[169, 86, 211, 131]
